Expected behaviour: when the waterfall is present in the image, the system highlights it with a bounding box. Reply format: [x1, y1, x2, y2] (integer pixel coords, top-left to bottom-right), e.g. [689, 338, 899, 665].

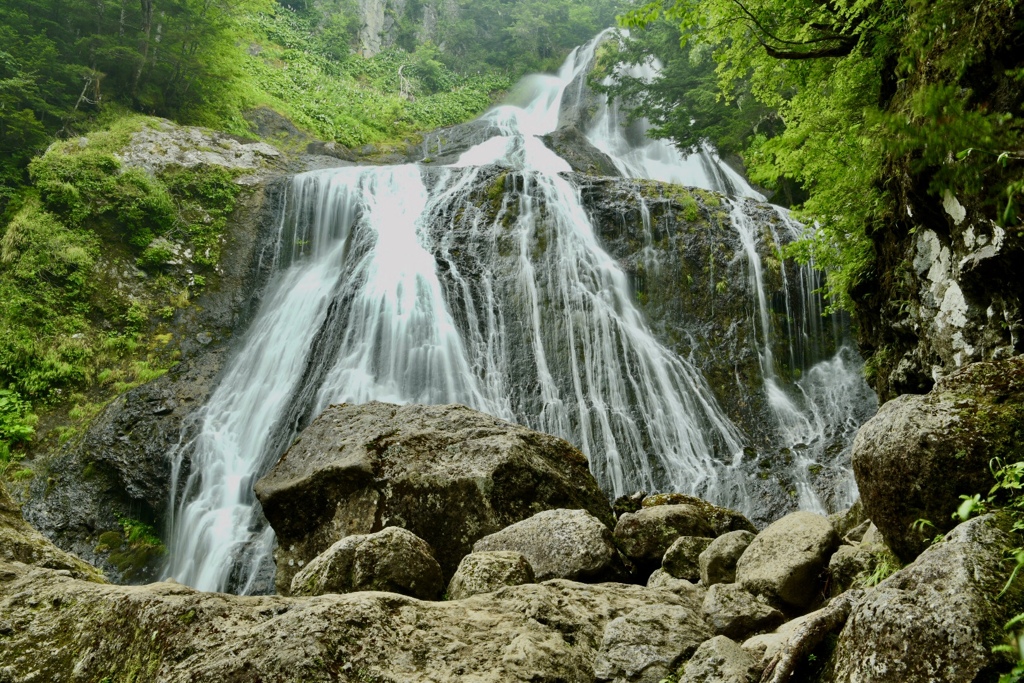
[166, 31, 876, 594]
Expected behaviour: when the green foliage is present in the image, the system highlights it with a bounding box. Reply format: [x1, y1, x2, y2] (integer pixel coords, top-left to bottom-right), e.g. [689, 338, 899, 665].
[237, 7, 513, 147]
[617, 0, 1024, 311]
[428, 0, 622, 75]
[160, 166, 242, 266]
[855, 550, 900, 588]
[0, 388, 37, 475]
[593, 24, 777, 159]
[955, 457, 1024, 680]
[0, 115, 239, 455]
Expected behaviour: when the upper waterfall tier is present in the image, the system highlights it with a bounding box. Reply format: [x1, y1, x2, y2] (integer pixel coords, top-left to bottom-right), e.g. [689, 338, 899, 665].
[165, 30, 877, 594]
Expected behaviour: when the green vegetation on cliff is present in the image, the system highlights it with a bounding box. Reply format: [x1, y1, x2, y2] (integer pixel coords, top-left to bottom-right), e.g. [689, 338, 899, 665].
[613, 0, 1023, 313]
[0, 113, 247, 467]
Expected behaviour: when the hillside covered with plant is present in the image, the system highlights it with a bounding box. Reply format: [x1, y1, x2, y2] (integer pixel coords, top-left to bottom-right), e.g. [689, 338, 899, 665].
[0, 0, 622, 473]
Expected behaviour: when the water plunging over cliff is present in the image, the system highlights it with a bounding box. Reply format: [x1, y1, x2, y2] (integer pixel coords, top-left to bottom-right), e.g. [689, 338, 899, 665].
[166, 31, 876, 593]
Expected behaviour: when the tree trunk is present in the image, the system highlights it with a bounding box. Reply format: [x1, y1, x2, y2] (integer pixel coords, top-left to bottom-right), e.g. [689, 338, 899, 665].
[132, 0, 154, 97]
[759, 590, 863, 683]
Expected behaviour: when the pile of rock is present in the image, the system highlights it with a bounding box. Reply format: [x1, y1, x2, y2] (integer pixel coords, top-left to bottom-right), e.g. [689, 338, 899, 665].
[4, 381, 1024, 682]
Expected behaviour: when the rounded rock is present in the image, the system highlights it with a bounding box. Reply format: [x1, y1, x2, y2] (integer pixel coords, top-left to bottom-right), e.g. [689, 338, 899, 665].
[699, 530, 755, 587]
[735, 511, 837, 609]
[446, 551, 535, 600]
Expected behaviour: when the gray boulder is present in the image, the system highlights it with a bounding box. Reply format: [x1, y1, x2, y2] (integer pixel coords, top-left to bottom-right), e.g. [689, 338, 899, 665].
[473, 508, 626, 582]
[852, 356, 1024, 561]
[290, 526, 444, 600]
[255, 402, 614, 593]
[614, 504, 714, 575]
[827, 544, 875, 597]
[662, 536, 713, 582]
[680, 635, 759, 683]
[702, 583, 785, 640]
[446, 551, 535, 600]
[831, 514, 1024, 681]
[736, 511, 837, 609]
[641, 493, 756, 536]
[700, 530, 756, 586]
[646, 569, 706, 603]
[541, 126, 621, 177]
[593, 604, 713, 683]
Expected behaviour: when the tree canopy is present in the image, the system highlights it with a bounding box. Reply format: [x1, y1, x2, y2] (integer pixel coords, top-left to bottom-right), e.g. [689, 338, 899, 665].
[613, 0, 1024, 310]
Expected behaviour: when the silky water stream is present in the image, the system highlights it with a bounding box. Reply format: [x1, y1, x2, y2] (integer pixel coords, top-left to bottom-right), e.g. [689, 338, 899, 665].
[165, 32, 876, 593]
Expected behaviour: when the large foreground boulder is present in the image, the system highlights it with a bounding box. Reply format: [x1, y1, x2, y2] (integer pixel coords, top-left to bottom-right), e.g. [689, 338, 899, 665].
[255, 402, 615, 593]
[852, 356, 1024, 561]
[0, 561, 707, 682]
[290, 526, 444, 600]
[473, 508, 627, 582]
[735, 511, 837, 610]
[830, 514, 1024, 681]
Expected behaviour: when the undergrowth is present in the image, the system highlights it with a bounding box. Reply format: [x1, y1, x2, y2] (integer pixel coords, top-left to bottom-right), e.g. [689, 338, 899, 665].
[0, 113, 246, 471]
[238, 8, 512, 148]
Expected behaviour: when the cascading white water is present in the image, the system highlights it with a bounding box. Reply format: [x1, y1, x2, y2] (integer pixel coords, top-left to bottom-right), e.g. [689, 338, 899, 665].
[727, 200, 876, 512]
[166, 30, 875, 593]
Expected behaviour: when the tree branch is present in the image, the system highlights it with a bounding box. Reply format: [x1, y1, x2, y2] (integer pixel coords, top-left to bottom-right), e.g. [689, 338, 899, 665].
[759, 590, 864, 683]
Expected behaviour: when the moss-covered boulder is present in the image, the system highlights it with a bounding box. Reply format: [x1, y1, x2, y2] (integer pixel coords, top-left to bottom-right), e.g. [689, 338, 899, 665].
[255, 401, 616, 594]
[852, 356, 1024, 561]
[830, 514, 1024, 681]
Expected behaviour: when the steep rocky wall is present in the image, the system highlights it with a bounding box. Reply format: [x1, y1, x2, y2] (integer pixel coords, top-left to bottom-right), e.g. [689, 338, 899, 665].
[16, 124, 293, 583]
[356, 0, 456, 56]
[852, 4, 1024, 402]
[431, 167, 868, 520]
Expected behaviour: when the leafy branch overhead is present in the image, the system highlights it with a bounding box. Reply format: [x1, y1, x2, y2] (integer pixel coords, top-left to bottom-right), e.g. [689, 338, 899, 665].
[613, 0, 1023, 311]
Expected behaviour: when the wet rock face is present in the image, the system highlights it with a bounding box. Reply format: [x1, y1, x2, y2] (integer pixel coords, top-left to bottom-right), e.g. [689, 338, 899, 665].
[472, 508, 627, 582]
[573, 178, 873, 522]
[831, 515, 1024, 681]
[0, 482, 102, 583]
[852, 356, 1024, 561]
[541, 126, 621, 176]
[290, 526, 444, 600]
[255, 401, 615, 594]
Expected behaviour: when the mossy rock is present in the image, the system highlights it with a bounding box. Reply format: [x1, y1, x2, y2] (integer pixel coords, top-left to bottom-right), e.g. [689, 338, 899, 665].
[853, 356, 1024, 561]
